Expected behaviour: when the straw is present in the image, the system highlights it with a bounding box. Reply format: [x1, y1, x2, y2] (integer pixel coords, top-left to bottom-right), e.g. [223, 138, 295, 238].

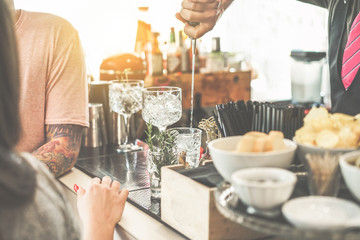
[214, 100, 305, 139]
[305, 152, 341, 196]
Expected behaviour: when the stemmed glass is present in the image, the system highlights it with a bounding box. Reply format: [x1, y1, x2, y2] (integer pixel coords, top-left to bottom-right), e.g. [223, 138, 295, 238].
[142, 86, 182, 132]
[109, 79, 144, 152]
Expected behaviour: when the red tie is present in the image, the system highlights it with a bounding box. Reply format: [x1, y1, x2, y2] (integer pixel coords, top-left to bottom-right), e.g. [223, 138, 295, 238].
[342, 12, 360, 90]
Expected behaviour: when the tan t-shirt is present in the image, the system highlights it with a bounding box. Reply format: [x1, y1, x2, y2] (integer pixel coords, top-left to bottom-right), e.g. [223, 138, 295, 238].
[15, 10, 89, 152]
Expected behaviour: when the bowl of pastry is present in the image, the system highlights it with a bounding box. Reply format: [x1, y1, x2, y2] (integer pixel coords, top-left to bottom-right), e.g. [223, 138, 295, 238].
[208, 131, 297, 182]
[294, 106, 360, 165]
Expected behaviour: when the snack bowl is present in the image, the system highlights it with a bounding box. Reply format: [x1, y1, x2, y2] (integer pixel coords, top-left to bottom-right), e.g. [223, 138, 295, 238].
[231, 167, 297, 215]
[339, 151, 360, 202]
[294, 140, 357, 166]
[208, 136, 297, 182]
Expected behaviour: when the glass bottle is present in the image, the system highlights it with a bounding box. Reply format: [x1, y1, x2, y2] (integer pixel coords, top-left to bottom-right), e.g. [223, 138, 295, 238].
[166, 27, 181, 74]
[151, 32, 163, 76]
[179, 30, 189, 73]
[207, 37, 225, 72]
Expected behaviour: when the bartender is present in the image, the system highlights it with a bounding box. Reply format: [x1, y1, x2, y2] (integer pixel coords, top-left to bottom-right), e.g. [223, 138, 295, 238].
[177, 0, 360, 116]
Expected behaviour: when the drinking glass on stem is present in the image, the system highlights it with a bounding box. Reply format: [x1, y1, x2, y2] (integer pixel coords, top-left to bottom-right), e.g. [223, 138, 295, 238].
[142, 86, 182, 132]
[109, 79, 144, 152]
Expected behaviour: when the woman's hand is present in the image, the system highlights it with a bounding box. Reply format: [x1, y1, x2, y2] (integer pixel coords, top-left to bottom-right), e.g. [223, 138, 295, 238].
[76, 176, 129, 240]
[176, 0, 233, 39]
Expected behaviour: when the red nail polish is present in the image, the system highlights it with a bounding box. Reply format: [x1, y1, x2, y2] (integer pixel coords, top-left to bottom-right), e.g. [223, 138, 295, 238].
[73, 184, 79, 193]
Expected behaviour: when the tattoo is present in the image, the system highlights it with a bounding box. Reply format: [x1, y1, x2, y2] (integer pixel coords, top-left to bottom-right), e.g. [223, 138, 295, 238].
[46, 125, 82, 151]
[33, 124, 84, 177]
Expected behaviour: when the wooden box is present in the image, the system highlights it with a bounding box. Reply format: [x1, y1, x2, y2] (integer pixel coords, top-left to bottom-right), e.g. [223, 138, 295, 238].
[161, 163, 265, 240]
[145, 71, 251, 109]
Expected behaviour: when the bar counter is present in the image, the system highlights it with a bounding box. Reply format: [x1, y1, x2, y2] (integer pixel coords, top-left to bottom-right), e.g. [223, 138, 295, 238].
[58, 146, 287, 240]
[59, 146, 187, 240]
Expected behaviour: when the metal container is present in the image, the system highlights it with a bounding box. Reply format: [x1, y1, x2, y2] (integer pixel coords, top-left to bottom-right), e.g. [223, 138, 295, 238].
[290, 50, 326, 103]
[88, 80, 135, 147]
[82, 103, 108, 148]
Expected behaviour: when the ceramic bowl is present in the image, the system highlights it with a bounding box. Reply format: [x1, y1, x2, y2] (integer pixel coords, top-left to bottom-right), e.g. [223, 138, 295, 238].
[231, 167, 297, 211]
[282, 196, 360, 230]
[294, 140, 357, 166]
[339, 151, 360, 202]
[208, 136, 297, 181]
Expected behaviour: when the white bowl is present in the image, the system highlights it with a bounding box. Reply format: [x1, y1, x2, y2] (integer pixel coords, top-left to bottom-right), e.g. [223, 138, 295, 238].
[340, 151, 360, 202]
[208, 136, 297, 181]
[231, 168, 297, 211]
[282, 196, 360, 230]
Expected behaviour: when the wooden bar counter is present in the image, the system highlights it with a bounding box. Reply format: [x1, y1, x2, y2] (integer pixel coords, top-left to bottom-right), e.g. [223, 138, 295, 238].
[58, 146, 186, 240]
[58, 146, 274, 240]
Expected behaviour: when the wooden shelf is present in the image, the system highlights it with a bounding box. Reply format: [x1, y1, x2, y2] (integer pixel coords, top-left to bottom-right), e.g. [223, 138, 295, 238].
[144, 71, 251, 109]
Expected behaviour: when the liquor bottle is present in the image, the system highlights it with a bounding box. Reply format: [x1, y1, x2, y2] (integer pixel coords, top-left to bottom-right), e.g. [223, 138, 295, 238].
[206, 37, 225, 72]
[166, 27, 181, 74]
[151, 32, 163, 76]
[162, 40, 168, 75]
[197, 39, 208, 73]
[134, 6, 151, 75]
[179, 30, 189, 73]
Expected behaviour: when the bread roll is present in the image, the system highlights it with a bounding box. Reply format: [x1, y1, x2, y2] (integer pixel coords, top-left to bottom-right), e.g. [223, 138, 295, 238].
[236, 135, 255, 153]
[235, 130, 286, 153]
[252, 137, 267, 152]
[269, 131, 286, 151]
[245, 131, 267, 138]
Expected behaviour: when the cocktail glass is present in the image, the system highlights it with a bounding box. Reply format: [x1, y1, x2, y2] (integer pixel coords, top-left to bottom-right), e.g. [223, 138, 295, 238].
[171, 127, 202, 169]
[142, 86, 182, 132]
[109, 79, 144, 152]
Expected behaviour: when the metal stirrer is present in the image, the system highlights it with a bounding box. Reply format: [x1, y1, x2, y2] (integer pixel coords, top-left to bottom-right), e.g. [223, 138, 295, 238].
[188, 21, 199, 128]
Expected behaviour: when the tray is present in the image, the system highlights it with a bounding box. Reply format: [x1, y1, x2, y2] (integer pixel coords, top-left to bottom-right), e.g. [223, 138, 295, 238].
[214, 176, 360, 240]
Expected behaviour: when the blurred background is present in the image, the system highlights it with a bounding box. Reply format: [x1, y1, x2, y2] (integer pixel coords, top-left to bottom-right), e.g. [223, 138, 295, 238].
[14, 0, 328, 102]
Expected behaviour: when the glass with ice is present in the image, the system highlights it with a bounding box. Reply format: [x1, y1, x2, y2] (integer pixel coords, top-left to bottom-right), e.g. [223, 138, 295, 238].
[109, 79, 144, 152]
[171, 127, 202, 169]
[142, 86, 182, 132]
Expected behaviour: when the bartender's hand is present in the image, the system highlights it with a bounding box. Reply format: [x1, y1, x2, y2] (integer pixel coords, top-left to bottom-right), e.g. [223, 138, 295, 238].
[176, 0, 234, 39]
[76, 176, 129, 240]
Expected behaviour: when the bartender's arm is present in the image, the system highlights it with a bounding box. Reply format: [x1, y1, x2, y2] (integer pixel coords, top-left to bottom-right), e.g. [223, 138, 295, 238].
[32, 124, 84, 178]
[176, 0, 234, 38]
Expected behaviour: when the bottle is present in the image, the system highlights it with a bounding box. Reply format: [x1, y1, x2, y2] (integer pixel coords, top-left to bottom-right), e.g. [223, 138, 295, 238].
[179, 30, 189, 73]
[134, 6, 152, 75]
[197, 39, 208, 73]
[166, 27, 181, 74]
[161, 41, 168, 75]
[151, 32, 163, 76]
[206, 37, 225, 72]
[193, 93, 207, 127]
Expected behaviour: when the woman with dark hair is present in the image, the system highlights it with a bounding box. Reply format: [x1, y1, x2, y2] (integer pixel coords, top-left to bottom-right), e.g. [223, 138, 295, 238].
[0, 0, 128, 239]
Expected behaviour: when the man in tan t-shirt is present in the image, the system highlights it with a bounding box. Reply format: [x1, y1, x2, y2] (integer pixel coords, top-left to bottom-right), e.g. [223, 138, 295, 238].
[15, 9, 89, 177]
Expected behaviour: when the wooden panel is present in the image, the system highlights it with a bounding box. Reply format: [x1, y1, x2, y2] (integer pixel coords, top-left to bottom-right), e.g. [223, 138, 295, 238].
[145, 71, 251, 109]
[161, 163, 265, 240]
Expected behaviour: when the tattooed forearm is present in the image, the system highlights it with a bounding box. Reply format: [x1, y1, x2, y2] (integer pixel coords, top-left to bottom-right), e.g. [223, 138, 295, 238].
[46, 124, 83, 152]
[33, 124, 84, 178]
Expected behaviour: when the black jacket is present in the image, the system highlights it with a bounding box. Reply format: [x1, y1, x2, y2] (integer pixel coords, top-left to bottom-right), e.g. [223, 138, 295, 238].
[300, 0, 360, 115]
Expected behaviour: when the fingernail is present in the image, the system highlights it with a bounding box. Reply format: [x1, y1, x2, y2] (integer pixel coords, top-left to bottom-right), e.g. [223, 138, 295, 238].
[73, 184, 79, 193]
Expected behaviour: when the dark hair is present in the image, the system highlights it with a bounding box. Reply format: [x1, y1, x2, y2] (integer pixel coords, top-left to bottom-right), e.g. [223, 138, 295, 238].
[0, 0, 36, 205]
[0, 0, 21, 147]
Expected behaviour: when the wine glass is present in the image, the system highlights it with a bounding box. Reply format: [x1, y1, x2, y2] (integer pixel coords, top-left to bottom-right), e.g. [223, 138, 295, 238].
[109, 79, 144, 152]
[142, 86, 182, 132]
